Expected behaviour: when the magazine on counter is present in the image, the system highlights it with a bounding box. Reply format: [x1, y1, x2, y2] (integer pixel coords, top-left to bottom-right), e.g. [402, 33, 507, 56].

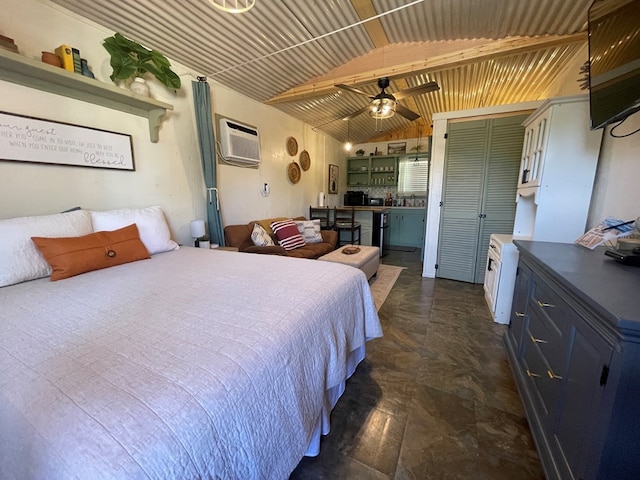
[575, 216, 637, 250]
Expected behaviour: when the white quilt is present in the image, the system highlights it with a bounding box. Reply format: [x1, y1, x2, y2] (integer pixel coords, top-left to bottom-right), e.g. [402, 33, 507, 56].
[0, 248, 382, 479]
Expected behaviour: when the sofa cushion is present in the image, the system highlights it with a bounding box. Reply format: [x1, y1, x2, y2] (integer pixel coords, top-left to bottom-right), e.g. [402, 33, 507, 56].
[251, 223, 275, 247]
[295, 219, 323, 244]
[271, 219, 306, 251]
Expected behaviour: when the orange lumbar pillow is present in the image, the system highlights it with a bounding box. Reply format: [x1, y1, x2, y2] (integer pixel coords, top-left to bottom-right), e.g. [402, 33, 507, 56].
[31, 223, 150, 281]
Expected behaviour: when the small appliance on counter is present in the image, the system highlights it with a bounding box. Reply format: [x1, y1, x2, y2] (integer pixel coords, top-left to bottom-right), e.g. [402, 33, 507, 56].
[368, 197, 384, 206]
[344, 191, 369, 206]
[604, 247, 640, 266]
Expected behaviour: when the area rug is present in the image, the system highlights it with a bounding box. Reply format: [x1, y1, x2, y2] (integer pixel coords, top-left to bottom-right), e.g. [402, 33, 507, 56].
[369, 264, 405, 311]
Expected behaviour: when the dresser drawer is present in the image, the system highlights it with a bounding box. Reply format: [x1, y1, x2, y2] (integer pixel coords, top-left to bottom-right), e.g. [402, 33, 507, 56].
[528, 278, 575, 373]
[522, 333, 562, 420]
[528, 307, 565, 377]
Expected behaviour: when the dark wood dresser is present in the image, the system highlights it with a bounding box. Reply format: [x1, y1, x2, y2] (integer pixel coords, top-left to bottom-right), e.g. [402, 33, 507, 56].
[504, 241, 640, 480]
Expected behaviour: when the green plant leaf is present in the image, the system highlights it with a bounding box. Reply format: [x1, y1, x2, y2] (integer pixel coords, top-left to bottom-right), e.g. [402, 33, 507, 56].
[102, 33, 181, 89]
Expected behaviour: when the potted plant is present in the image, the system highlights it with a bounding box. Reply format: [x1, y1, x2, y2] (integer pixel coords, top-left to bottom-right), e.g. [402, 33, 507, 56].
[355, 148, 365, 157]
[102, 33, 181, 95]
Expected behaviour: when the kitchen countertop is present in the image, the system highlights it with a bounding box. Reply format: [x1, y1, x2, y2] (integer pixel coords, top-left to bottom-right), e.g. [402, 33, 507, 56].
[325, 206, 426, 211]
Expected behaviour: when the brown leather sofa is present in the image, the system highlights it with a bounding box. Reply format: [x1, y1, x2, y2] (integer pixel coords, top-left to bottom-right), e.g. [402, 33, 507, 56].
[223, 216, 337, 259]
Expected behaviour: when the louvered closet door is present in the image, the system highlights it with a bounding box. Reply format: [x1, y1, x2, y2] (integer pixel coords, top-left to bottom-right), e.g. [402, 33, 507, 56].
[437, 119, 489, 283]
[437, 115, 526, 284]
[474, 115, 528, 283]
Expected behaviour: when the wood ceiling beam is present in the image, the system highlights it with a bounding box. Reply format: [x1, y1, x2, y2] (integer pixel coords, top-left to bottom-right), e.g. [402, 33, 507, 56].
[348, 0, 422, 124]
[351, 0, 388, 48]
[265, 32, 586, 105]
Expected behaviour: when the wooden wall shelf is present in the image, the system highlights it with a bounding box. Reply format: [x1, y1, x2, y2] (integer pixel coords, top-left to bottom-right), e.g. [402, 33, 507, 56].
[0, 49, 174, 143]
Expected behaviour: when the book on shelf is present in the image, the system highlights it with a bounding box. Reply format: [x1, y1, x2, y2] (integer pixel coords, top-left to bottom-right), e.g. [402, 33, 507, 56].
[55, 44, 74, 72]
[72, 47, 82, 74]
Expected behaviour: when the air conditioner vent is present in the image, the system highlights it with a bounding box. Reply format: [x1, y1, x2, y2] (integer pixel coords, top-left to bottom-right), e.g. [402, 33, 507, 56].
[219, 118, 261, 164]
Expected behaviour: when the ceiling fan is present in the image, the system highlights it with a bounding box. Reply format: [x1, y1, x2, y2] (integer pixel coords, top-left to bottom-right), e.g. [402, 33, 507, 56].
[336, 77, 440, 121]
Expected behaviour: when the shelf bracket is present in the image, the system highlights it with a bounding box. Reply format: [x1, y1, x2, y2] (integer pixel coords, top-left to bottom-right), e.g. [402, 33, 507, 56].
[148, 109, 167, 143]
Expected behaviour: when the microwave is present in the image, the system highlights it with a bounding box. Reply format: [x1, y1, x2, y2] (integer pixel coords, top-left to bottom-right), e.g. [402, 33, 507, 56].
[344, 191, 369, 206]
[369, 197, 384, 206]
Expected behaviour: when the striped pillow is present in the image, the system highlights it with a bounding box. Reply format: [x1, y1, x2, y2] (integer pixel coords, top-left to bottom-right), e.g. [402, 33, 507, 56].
[271, 219, 306, 251]
[295, 219, 323, 244]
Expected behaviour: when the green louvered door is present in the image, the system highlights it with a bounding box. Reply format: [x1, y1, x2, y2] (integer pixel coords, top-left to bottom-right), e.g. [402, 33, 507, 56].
[437, 115, 527, 283]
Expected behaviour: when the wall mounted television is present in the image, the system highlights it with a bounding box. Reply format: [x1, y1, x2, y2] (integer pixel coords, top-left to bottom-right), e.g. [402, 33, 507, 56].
[588, 0, 640, 129]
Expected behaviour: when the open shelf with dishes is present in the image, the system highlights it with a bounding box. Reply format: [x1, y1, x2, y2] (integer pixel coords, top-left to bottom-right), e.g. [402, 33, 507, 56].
[347, 155, 397, 187]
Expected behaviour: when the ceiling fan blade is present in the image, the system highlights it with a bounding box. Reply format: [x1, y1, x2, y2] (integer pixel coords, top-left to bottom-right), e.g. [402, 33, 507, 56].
[396, 103, 421, 121]
[336, 83, 374, 98]
[393, 81, 440, 100]
[341, 105, 370, 121]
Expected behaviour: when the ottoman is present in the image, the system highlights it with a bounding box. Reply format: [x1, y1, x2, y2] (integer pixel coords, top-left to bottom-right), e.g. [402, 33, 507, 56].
[318, 245, 380, 280]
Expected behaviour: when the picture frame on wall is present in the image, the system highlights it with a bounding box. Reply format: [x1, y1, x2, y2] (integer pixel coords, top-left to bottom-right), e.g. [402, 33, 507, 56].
[387, 142, 406, 155]
[0, 111, 135, 171]
[328, 164, 338, 194]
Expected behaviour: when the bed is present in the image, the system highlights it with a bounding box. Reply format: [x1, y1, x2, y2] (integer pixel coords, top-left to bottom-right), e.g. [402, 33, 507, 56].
[0, 208, 382, 479]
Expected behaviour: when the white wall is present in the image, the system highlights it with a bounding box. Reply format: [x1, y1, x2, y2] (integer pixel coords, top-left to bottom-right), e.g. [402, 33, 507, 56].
[588, 112, 640, 227]
[0, 0, 342, 246]
[540, 44, 640, 227]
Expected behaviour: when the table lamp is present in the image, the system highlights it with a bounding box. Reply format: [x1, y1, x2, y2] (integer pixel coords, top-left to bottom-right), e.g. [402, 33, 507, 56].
[190, 219, 206, 247]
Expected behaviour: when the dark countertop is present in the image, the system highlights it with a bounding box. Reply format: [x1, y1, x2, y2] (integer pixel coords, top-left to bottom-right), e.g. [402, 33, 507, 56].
[514, 241, 640, 334]
[328, 206, 426, 211]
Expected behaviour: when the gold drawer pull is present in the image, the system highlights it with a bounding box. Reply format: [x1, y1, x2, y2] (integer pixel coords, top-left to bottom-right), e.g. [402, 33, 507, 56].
[526, 369, 540, 378]
[537, 300, 556, 308]
[547, 370, 563, 380]
[530, 334, 547, 344]
[515, 312, 525, 317]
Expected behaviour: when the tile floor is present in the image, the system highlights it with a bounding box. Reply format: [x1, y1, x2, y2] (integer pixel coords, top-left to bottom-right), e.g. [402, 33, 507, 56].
[290, 250, 544, 479]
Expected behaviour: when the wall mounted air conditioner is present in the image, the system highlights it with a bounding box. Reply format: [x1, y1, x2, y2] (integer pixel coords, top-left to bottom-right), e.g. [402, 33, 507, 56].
[219, 118, 261, 164]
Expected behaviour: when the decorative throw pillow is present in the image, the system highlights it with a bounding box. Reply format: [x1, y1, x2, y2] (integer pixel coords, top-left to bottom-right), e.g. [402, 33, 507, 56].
[251, 222, 275, 247]
[295, 219, 323, 244]
[90, 206, 179, 255]
[31, 223, 150, 281]
[271, 219, 306, 251]
[0, 209, 93, 287]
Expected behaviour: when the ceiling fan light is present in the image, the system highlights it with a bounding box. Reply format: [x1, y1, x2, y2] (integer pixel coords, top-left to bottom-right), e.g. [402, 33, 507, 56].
[208, 0, 255, 13]
[369, 97, 396, 119]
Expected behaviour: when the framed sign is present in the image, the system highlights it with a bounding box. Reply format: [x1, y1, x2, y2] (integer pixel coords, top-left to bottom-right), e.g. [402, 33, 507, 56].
[387, 141, 406, 155]
[328, 164, 339, 194]
[0, 111, 134, 171]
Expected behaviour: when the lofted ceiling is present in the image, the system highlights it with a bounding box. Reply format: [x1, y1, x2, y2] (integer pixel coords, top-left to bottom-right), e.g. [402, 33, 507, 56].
[48, 0, 592, 144]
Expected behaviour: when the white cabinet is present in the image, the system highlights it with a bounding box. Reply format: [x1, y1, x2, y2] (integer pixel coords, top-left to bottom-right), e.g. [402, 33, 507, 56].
[518, 107, 551, 189]
[513, 95, 603, 243]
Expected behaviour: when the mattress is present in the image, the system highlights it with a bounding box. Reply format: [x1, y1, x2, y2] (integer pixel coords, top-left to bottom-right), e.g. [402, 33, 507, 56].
[0, 247, 382, 479]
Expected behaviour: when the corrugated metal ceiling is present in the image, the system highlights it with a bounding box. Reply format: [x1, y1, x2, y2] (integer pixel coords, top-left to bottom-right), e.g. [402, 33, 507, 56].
[48, 0, 593, 143]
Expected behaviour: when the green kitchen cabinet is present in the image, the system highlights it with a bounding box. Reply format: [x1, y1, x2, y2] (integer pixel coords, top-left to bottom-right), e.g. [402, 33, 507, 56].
[388, 208, 425, 247]
[347, 156, 397, 187]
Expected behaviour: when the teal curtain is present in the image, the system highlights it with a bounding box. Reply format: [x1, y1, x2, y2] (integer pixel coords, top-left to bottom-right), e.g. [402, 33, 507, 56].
[192, 79, 225, 246]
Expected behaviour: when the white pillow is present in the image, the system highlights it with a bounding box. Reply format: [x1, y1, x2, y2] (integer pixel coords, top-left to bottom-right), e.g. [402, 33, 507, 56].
[295, 219, 323, 244]
[90, 206, 179, 255]
[251, 222, 275, 247]
[0, 209, 93, 287]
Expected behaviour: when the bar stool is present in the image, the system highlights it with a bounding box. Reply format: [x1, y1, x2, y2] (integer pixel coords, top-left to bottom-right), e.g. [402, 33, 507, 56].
[309, 206, 334, 230]
[334, 207, 361, 246]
